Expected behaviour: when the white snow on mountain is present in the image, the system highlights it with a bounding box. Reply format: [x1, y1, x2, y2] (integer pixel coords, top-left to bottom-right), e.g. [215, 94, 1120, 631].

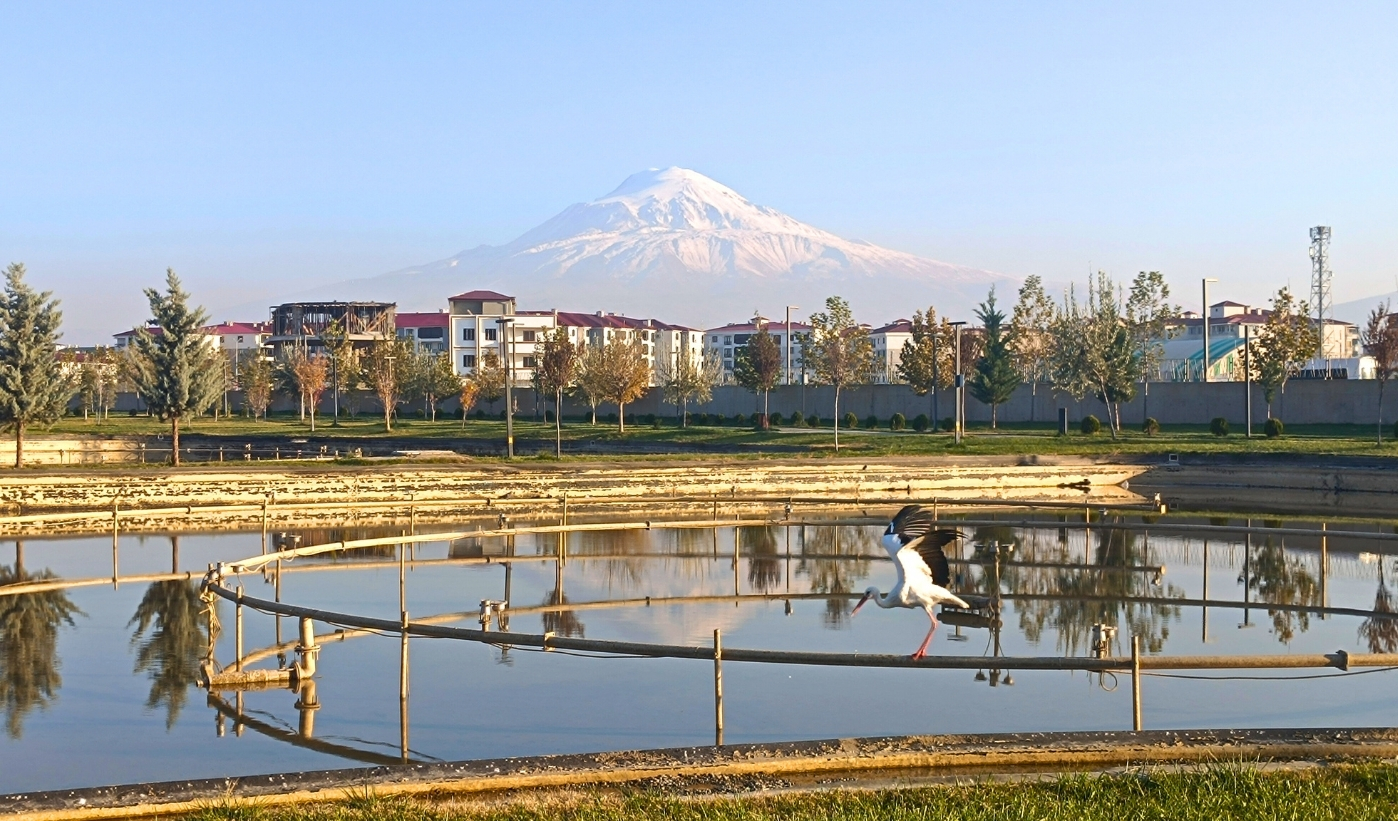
[264, 167, 1014, 326]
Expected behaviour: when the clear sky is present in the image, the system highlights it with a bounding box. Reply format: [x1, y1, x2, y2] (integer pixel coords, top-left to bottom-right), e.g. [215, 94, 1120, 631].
[2, 2, 1395, 343]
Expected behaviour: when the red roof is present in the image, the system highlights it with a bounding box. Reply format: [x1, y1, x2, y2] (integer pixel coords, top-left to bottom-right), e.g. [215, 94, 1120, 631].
[705, 321, 812, 334]
[555, 311, 696, 332]
[870, 320, 913, 334]
[448, 290, 514, 301]
[395, 311, 450, 328]
[207, 321, 271, 335]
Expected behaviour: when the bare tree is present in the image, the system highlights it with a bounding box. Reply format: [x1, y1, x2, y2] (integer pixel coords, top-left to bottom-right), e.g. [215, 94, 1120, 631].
[802, 296, 874, 452]
[363, 338, 405, 431]
[1363, 302, 1398, 444]
[289, 352, 329, 431]
[657, 350, 720, 426]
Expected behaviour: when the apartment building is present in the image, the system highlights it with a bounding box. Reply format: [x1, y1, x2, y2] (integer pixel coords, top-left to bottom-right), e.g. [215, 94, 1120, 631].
[114, 321, 269, 358]
[396, 311, 450, 354]
[869, 319, 913, 384]
[704, 316, 810, 384]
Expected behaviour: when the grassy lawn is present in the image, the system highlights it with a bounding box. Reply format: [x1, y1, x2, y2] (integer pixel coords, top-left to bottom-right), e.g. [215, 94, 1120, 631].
[35, 412, 1398, 461]
[184, 763, 1398, 821]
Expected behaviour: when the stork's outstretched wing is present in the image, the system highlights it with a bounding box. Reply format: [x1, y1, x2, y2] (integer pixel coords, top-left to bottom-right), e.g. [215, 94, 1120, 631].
[888, 505, 960, 587]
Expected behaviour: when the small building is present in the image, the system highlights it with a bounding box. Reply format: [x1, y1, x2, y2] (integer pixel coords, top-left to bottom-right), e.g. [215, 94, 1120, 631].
[704, 316, 811, 384]
[869, 320, 913, 384]
[396, 311, 450, 354]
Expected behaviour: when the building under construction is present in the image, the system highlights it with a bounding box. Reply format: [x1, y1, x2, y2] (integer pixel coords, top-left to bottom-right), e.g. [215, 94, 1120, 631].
[267, 301, 396, 353]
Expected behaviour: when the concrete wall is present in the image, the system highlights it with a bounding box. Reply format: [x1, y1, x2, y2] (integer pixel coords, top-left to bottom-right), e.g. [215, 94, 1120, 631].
[94, 378, 1391, 427]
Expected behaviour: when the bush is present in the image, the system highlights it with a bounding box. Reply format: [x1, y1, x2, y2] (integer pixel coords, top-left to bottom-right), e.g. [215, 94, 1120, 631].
[941, 417, 955, 433]
[545, 409, 555, 423]
[808, 415, 821, 427]
[651, 416, 662, 429]
[1081, 415, 1102, 435]
[912, 413, 930, 432]
[864, 414, 879, 430]
[890, 413, 906, 431]
[753, 413, 769, 430]
[499, 409, 508, 420]
[640, 413, 656, 426]
[1143, 417, 1160, 436]
[1265, 417, 1284, 438]
[789, 411, 804, 427]
[474, 409, 486, 419]
[843, 412, 859, 429]
[414, 408, 426, 419]
[1210, 416, 1229, 437]
[605, 412, 618, 424]
[732, 413, 747, 426]
[768, 412, 784, 426]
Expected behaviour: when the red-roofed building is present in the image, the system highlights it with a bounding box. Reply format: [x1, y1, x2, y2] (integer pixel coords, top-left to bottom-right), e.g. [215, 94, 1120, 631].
[396, 310, 450, 354]
[869, 319, 914, 383]
[114, 320, 270, 359]
[704, 316, 812, 384]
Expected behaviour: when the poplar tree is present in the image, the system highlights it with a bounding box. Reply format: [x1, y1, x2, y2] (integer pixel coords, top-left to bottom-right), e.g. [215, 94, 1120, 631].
[128, 270, 222, 464]
[1008, 276, 1054, 422]
[968, 288, 1019, 428]
[0, 264, 75, 468]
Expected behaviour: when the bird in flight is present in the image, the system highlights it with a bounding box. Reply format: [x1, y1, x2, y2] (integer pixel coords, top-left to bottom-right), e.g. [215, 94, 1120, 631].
[852, 504, 970, 659]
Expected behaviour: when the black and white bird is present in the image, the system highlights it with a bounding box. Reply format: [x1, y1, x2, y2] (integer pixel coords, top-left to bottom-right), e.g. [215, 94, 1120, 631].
[851, 504, 969, 659]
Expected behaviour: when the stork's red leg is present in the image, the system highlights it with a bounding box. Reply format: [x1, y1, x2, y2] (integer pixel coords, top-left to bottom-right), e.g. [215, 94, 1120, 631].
[911, 609, 939, 659]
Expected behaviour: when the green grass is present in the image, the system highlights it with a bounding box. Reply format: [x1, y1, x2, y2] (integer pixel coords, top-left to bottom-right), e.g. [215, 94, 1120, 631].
[183, 763, 1398, 821]
[33, 412, 1398, 462]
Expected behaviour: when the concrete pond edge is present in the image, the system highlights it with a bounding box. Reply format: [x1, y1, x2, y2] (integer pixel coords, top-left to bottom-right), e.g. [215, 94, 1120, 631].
[5, 727, 1398, 820]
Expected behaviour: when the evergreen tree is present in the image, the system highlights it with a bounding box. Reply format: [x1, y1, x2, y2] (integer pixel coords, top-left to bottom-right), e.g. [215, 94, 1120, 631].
[968, 288, 1019, 428]
[732, 326, 781, 426]
[0, 264, 75, 468]
[127, 270, 223, 465]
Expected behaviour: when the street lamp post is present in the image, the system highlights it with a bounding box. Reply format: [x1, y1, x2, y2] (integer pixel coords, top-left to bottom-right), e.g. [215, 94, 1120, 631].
[496, 318, 515, 459]
[1202, 278, 1219, 383]
[1244, 323, 1253, 438]
[785, 306, 799, 386]
[949, 321, 967, 444]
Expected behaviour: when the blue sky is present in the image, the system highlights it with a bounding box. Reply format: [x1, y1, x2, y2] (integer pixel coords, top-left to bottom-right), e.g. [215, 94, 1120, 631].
[1, 2, 1395, 342]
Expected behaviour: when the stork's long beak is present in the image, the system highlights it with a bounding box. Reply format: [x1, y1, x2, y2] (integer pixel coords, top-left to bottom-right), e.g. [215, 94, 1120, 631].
[851, 592, 872, 616]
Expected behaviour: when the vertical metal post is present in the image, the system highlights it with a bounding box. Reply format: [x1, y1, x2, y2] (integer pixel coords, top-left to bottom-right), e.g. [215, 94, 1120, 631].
[713, 629, 724, 746]
[111, 502, 120, 590]
[1320, 522, 1329, 615]
[400, 608, 410, 764]
[235, 585, 244, 672]
[1131, 635, 1142, 732]
[498, 317, 514, 459]
[953, 323, 964, 444]
[733, 531, 740, 600]
[399, 540, 407, 616]
[1201, 537, 1209, 643]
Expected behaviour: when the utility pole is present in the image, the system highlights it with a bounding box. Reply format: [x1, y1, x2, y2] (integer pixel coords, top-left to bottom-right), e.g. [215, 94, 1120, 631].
[950, 321, 967, 444]
[497, 318, 515, 458]
[1202, 278, 1218, 383]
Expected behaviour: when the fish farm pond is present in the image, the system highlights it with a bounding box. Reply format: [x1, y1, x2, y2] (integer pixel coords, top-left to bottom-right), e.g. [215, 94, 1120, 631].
[2, 500, 1396, 793]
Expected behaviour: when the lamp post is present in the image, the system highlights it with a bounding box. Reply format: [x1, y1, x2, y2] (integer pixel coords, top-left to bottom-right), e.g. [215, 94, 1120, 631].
[1202, 278, 1219, 383]
[949, 321, 967, 444]
[496, 318, 515, 459]
[1244, 323, 1253, 438]
[785, 306, 799, 385]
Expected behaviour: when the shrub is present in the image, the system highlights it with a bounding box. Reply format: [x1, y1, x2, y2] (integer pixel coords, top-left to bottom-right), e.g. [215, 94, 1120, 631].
[789, 411, 804, 427]
[456, 407, 466, 419]
[605, 412, 618, 424]
[843, 412, 859, 429]
[1081, 415, 1102, 435]
[1265, 417, 1284, 438]
[414, 408, 426, 419]
[475, 409, 486, 419]
[1143, 417, 1160, 436]
[808, 415, 821, 427]
[732, 413, 747, 426]
[912, 413, 930, 432]
[863, 414, 878, 430]
[890, 413, 906, 431]
[941, 417, 955, 433]
[129, 408, 138, 417]
[641, 413, 656, 425]
[1210, 416, 1229, 436]
[651, 416, 662, 429]
[753, 413, 769, 430]
[545, 409, 555, 423]
[768, 412, 784, 426]
[499, 409, 508, 420]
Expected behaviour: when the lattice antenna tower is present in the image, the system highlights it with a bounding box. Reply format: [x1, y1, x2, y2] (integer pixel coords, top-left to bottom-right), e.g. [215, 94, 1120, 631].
[1309, 226, 1332, 359]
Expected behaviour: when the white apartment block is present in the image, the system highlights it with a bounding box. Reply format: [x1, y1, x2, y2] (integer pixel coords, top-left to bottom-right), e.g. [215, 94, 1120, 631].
[114, 321, 267, 359]
[869, 319, 913, 384]
[704, 316, 811, 385]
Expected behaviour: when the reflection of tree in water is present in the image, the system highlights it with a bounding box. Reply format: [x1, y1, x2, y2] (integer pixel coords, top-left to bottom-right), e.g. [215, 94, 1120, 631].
[1358, 561, 1397, 654]
[128, 579, 209, 729]
[541, 586, 585, 638]
[574, 529, 650, 594]
[798, 526, 875, 629]
[1239, 538, 1320, 645]
[0, 545, 83, 739]
[741, 527, 781, 594]
[1014, 524, 1182, 654]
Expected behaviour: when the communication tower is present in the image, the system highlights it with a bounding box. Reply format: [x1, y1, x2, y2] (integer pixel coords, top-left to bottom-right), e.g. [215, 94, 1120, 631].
[1309, 226, 1332, 360]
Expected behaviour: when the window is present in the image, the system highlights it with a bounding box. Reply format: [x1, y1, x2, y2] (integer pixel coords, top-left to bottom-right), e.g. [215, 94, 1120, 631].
[522, 330, 536, 342]
[463, 354, 476, 368]
[417, 327, 443, 340]
[237, 336, 244, 344]
[711, 335, 718, 343]
[484, 328, 497, 341]
[735, 334, 750, 344]
[463, 328, 476, 341]
[723, 336, 732, 345]
[522, 356, 537, 368]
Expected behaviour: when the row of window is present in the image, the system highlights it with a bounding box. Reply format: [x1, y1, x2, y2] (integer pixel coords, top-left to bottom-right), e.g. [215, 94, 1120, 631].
[460, 355, 538, 369]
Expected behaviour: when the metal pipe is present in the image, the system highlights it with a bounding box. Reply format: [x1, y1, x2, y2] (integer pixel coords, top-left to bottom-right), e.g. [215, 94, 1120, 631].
[235, 585, 244, 671]
[1131, 636, 1142, 732]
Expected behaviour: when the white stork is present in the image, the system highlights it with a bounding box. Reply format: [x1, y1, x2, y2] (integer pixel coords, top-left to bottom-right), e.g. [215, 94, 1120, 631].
[851, 504, 969, 659]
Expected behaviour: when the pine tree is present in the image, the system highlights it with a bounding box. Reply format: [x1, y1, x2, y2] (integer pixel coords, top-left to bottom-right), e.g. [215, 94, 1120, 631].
[127, 270, 223, 464]
[0, 264, 75, 467]
[968, 288, 1019, 428]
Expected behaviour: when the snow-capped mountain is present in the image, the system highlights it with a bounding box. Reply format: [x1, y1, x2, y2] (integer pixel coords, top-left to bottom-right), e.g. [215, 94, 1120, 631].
[280, 167, 1014, 325]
